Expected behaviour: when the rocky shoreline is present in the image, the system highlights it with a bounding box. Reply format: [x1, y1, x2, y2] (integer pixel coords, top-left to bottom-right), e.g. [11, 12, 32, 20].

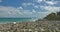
[0, 21, 60, 32]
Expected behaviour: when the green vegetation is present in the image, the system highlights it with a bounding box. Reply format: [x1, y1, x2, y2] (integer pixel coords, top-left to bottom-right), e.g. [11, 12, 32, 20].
[44, 12, 60, 20]
[45, 29, 50, 32]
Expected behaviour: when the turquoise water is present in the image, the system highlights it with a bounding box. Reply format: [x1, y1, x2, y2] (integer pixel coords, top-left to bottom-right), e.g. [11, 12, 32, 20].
[0, 18, 36, 23]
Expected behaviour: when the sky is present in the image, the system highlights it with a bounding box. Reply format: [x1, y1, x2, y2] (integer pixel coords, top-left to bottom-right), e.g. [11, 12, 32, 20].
[0, 0, 60, 19]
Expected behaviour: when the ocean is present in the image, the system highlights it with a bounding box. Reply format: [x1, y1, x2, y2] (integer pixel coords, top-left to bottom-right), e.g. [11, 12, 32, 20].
[0, 18, 37, 23]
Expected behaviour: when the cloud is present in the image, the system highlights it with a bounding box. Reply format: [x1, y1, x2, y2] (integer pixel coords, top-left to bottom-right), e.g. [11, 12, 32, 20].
[36, 0, 46, 2]
[37, 12, 51, 14]
[17, 6, 23, 9]
[0, 6, 24, 16]
[23, 12, 33, 15]
[0, 6, 33, 16]
[0, 6, 16, 15]
[40, 6, 60, 13]
[32, 9, 36, 13]
[36, 0, 57, 5]
[34, 5, 39, 8]
[0, 6, 16, 11]
[1, 5, 59, 18]
[0, 6, 34, 17]
[22, 3, 35, 6]
[45, 1, 57, 5]
[37, 0, 43, 2]
[37, 12, 51, 18]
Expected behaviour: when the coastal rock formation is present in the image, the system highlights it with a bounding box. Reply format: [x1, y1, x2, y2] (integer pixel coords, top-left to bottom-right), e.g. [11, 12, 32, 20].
[57, 12, 60, 16]
[44, 12, 60, 20]
[0, 21, 60, 32]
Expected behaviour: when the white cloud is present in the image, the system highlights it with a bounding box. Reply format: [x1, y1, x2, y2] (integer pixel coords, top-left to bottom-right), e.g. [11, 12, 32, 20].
[40, 6, 60, 13]
[0, 6, 34, 17]
[36, 0, 57, 5]
[22, 3, 35, 6]
[37, 12, 52, 18]
[45, 1, 57, 5]
[18, 12, 23, 15]
[37, 0, 46, 2]
[1, 6, 58, 18]
[37, 12, 51, 14]
[23, 12, 33, 15]
[8, 11, 12, 14]
[0, 6, 33, 16]
[0, 6, 16, 15]
[37, 12, 51, 16]
[34, 5, 39, 8]
[31, 11, 51, 19]
[27, 3, 32, 5]
[0, 6, 16, 11]
[37, 0, 43, 2]
[32, 9, 36, 13]
[0, 6, 23, 15]
[17, 6, 23, 9]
